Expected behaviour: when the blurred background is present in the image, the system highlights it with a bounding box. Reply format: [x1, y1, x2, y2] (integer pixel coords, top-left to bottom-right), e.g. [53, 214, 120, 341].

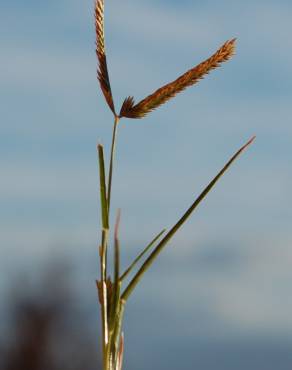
[1, 0, 292, 369]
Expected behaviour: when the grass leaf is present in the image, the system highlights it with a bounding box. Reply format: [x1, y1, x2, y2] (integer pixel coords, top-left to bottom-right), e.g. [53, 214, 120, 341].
[120, 229, 166, 282]
[98, 144, 109, 230]
[121, 136, 255, 301]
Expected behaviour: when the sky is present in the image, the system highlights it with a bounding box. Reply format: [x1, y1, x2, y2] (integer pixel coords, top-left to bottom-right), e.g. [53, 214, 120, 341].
[1, 0, 292, 369]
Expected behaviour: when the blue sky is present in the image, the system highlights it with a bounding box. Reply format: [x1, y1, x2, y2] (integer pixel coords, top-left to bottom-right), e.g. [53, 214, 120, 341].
[1, 0, 292, 368]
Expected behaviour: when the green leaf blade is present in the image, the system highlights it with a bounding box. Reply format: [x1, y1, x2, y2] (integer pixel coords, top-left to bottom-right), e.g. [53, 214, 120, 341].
[120, 228, 166, 282]
[121, 136, 255, 302]
[98, 144, 109, 230]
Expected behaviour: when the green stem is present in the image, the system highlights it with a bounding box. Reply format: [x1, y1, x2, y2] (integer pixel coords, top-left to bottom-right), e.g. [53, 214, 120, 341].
[107, 116, 119, 215]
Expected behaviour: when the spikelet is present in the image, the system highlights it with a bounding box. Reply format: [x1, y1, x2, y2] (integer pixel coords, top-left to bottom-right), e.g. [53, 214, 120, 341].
[119, 38, 236, 119]
[95, 0, 116, 115]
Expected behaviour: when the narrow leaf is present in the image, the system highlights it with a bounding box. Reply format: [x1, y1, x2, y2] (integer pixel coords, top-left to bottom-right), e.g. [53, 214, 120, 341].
[119, 39, 236, 119]
[97, 144, 109, 230]
[120, 229, 166, 282]
[95, 0, 116, 115]
[121, 136, 255, 301]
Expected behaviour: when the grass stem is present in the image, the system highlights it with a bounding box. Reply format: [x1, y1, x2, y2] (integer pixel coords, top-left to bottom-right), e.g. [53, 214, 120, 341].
[107, 116, 119, 215]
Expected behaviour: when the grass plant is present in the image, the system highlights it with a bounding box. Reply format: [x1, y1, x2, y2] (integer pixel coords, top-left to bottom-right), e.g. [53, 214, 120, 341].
[94, 1, 254, 369]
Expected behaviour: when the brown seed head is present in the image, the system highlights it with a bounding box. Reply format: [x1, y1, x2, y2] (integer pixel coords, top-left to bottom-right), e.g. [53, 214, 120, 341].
[95, 0, 116, 115]
[119, 38, 236, 119]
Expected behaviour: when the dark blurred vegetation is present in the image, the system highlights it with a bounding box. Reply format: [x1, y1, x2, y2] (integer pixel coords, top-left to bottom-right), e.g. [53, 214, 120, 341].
[0, 263, 101, 370]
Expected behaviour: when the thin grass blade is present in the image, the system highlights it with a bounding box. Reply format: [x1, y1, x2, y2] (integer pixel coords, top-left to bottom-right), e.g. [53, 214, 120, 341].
[121, 136, 255, 301]
[120, 229, 166, 282]
[98, 144, 109, 230]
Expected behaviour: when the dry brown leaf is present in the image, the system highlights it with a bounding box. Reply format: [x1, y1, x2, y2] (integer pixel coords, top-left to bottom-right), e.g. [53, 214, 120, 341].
[95, 0, 116, 115]
[119, 38, 236, 119]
